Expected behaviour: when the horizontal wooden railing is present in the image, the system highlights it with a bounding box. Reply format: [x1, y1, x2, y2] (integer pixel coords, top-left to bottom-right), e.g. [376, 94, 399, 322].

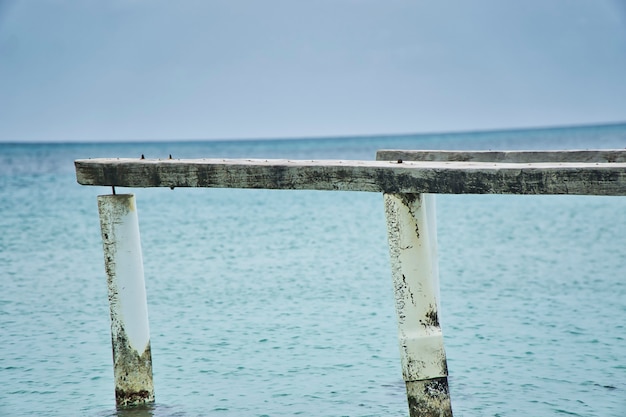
[375, 149, 626, 163]
[75, 151, 626, 195]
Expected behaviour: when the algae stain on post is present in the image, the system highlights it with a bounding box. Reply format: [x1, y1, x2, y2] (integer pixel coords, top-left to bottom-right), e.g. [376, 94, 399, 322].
[384, 193, 452, 417]
[98, 194, 154, 407]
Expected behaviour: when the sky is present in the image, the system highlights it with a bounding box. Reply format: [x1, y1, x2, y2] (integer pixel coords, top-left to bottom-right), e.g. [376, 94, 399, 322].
[1, 0, 625, 142]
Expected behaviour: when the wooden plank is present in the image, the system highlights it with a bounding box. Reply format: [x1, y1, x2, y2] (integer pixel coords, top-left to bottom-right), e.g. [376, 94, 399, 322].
[75, 158, 626, 195]
[376, 149, 626, 163]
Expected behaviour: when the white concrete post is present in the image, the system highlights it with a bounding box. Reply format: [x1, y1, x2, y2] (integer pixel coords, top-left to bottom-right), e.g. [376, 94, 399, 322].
[383, 193, 452, 417]
[97, 194, 154, 407]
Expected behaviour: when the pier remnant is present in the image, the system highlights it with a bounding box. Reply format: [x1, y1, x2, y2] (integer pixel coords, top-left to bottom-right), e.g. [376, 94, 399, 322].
[98, 194, 154, 407]
[75, 149, 626, 414]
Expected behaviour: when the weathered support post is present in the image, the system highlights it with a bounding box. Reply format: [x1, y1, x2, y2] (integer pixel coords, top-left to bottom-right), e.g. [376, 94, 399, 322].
[384, 193, 452, 417]
[97, 194, 154, 407]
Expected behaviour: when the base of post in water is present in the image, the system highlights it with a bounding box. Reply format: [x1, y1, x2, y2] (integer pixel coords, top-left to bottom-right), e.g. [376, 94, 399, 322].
[406, 377, 453, 417]
[113, 337, 154, 407]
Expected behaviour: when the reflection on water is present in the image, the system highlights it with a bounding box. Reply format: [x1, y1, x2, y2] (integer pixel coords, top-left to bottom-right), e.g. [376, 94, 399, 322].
[98, 404, 187, 417]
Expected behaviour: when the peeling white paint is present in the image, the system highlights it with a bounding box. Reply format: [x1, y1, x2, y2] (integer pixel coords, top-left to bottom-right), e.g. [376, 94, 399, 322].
[384, 192, 452, 416]
[98, 194, 150, 353]
[385, 193, 447, 380]
[424, 195, 440, 312]
[98, 194, 154, 406]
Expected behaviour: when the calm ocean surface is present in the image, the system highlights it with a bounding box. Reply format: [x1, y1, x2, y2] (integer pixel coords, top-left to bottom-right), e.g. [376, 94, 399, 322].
[1, 124, 626, 417]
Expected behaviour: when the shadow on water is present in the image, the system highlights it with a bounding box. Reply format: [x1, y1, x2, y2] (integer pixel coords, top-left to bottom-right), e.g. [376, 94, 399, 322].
[97, 403, 187, 417]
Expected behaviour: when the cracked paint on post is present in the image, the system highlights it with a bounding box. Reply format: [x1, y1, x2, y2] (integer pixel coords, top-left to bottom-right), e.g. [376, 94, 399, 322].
[98, 194, 154, 407]
[384, 193, 452, 417]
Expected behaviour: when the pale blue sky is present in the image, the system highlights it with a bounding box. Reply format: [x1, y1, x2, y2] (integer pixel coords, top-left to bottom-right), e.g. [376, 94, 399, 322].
[1, 0, 625, 142]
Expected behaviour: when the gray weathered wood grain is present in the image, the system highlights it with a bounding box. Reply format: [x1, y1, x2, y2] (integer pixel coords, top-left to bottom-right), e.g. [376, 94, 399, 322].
[376, 149, 626, 163]
[75, 158, 626, 195]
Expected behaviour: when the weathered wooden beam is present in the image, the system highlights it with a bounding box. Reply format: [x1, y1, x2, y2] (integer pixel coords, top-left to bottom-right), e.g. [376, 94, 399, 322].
[75, 158, 626, 195]
[376, 149, 626, 163]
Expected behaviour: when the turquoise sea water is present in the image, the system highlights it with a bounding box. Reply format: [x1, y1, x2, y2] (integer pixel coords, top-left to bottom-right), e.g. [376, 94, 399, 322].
[1, 123, 626, 417]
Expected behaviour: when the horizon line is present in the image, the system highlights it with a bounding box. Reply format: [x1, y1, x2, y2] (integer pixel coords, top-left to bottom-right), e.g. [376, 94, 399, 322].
[1, 120, 625, 146]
